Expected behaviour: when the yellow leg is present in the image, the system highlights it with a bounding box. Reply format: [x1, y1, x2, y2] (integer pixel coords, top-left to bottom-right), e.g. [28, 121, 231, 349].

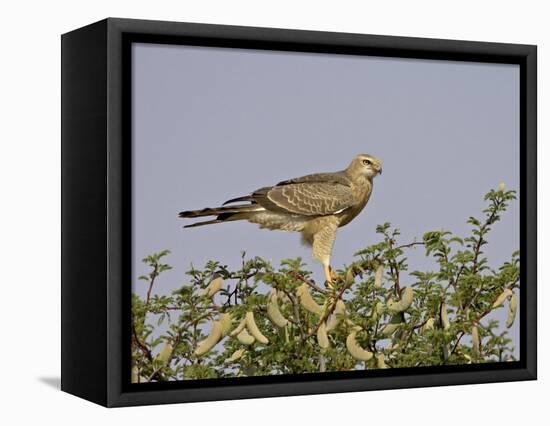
[329, 265, 341, 281]
[323, 264, 332, 284]
[324, 264, 335, 290]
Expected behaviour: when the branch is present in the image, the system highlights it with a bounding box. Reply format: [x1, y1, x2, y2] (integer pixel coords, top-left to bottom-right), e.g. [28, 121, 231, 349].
[302, 272, 357, 341]
[292, 272, 328, 294]
[449, 282, 517, 358]
[145, 264, 159, 308]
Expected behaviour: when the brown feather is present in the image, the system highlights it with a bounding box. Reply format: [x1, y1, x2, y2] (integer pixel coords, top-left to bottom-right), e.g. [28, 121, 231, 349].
[178, 204, 261, 218]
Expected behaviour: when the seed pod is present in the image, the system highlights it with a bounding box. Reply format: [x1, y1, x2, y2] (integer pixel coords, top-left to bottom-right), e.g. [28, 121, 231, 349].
[369, 300, 384, 322]
[202, 276, 224, 297]
[296, 283, 323, 315]
[376, 353, 388, 369]
[345, 267, 355, 286]
[195, 321, 223, 356]
[440, 302, 451, 330]
[387, 287, 414, 313]
[380, 315, 402, 336]
[442, 344, 449, 361]
[219, 312, 233, 336]
[237, 329, 255, 345]
[230, 318, 247, 337]
[267, 302, 288, 327]
[506, 293, 518, 328]
[492, 288, 513, 309]
[471, 325, 480, 356]
[380, 323, 399, 336]
[266, 290, 289, 328]
[268, 288, 278, 302]
[227, 348, 246, 362]
[346, 327, 373, 361]
[245, 311, 269, 344]
[421, 317, 435, 332]
[131, 366, 140, 383]
[374, 265, 384, 288]
[156, 342, 173, 365]
[326, 300, 346, 332]
[317, 322, 330, 349]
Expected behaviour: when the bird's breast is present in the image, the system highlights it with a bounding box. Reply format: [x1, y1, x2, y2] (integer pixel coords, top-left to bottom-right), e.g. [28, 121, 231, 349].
[338, 179, 373, 227]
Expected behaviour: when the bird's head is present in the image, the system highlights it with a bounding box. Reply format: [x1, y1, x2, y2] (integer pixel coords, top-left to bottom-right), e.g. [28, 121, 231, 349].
[347, 154, 382, 180]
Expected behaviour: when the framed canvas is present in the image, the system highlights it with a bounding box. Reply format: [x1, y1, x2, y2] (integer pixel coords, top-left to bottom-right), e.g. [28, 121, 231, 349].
[61, 18, 537, 407]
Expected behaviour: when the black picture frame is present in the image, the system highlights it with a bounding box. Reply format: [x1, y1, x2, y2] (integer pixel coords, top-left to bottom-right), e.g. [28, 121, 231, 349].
[61, 17, 537, 407]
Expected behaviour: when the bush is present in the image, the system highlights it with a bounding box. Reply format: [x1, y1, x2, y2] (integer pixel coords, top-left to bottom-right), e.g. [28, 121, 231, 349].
[131, 186, 519, 382]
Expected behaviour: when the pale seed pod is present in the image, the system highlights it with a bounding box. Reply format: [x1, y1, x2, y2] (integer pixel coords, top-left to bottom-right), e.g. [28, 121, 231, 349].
[266, 290, 289, 328]
[492, 288, 513, 309]
[237, 329, 255, 345]
[245, 311, 269, 344]
[296, 283, 323, 315]
[195, 321, 223, 356]
[506, 293, 518, 328]
[267, 302, 288, 327]
[369, 300, 384, 322]
[227, 348, 246, 362]
[380, 322, 400, 336]
[374, 265, 384, 288]
[156, 342, 173, 365]
[376, 353, 389, 369]
[421, 317, 435, 332]
[498, 182, 506, 192]
[131, 365, 140, 383]
[440, 302, 451, 330]
[326, 300, 346, 332]
[268, 288, 278, 302]
[380, 315, 402, 336]
[202, 276, 224, 297]
[346, 327, 373, 361]
[471, 325, 480, 355]
[345, 267, 355, 286]
[345, 318, 356, 327]
[317, 321, 330, 349]
[219, 312, 233, 337]
[387, 287, 414, 313]
[230, 318, 247, 337]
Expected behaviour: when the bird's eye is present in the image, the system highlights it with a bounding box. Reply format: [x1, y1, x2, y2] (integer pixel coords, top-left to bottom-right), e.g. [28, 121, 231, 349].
[362, 159, 371, 166]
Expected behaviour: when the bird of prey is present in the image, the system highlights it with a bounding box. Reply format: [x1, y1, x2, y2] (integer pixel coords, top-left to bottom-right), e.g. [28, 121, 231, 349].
[179, 154, 382, 285]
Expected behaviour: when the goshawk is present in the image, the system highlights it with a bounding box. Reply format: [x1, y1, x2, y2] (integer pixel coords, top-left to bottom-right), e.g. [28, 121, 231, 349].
[179, 154, 382, 284]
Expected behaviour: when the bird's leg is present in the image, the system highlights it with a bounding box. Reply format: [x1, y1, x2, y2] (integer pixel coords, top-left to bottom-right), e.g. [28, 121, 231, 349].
[323, 263, 333, 288]
[311, 219, 339, 291]
[323, 259, 344, 290]
[329, 265, 343, 281]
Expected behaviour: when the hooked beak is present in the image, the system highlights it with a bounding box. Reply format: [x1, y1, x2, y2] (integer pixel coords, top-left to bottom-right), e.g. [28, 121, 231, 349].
[378, 167, 383, 175]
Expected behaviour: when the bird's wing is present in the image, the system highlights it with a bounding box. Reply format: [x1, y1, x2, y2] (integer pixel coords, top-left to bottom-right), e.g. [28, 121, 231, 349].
[275, 171, 351, 187]
[259, 180, 355, 216]
[222, 171, 355, 215]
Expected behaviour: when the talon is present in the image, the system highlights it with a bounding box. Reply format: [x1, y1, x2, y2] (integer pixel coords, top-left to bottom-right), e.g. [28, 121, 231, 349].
[323, 264, 334, 288]
[324, 265, 343, 290]
[329, 266, 343, 282]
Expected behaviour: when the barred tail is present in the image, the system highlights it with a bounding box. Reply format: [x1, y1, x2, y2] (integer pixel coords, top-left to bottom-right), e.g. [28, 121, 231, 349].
[178, 204, 264, 228]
